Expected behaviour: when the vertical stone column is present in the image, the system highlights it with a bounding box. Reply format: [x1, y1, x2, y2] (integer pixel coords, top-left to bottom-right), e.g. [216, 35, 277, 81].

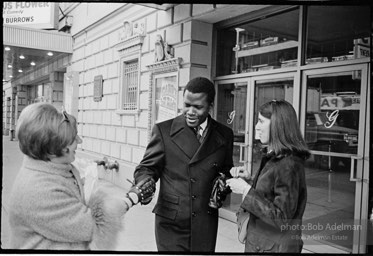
[12, 85, 25, 140]
[15, 85, 27, 122]
[4, 96, 12, 136]
[189, 20, 213, 79]
[3, 92, 7, 135]
[50, 72, 64, 111]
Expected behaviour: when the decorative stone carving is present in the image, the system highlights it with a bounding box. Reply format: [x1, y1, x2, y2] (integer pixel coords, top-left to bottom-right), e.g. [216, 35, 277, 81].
[154, 34, 165, 62]
[164, 41, 174, 60]
[120, 21, 132, 41]
[119, 20, 145, 41]
[115, 22, 145, 58]
[133, 22, 145, 37]
[146, 57, 182, 73]
[154, 34, 174, 63]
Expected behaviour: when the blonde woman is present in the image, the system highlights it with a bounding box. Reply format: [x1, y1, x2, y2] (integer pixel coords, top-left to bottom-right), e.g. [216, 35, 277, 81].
[8, 103, 138, 250]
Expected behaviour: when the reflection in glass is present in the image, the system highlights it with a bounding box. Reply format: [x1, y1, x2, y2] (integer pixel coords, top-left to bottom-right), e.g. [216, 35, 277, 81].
[305, 71, 360, 158]
[303, 70, 362, 252]
[216, 82, 248, 212]
[306, 6, 370, 65]
[216, 7, 299, 76]
[251, 78, 294, 177]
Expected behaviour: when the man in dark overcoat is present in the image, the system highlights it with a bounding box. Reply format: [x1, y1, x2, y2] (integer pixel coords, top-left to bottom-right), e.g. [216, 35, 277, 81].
[133, 77, 234, 252]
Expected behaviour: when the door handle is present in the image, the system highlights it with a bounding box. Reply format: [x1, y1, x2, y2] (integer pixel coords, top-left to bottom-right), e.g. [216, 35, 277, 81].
[350, 155, 363, 182]
[239, 144, 249, 163]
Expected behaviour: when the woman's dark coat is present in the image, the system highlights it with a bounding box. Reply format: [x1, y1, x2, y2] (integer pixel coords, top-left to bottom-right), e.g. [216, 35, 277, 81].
[241, 153, 307, 253]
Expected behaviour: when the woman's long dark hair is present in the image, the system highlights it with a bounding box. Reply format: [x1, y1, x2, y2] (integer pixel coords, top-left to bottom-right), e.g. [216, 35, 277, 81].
[259, 100, 310, 159]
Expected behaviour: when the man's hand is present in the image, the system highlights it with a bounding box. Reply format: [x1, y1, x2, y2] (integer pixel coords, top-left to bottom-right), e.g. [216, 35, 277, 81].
[128, 177, 156, 205]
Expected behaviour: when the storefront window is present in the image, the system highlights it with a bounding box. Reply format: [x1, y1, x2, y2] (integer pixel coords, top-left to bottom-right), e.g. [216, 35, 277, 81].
[216, 81, 248, 213]
[35, 83, 51, 103]
[302, 69, 366, 252]
[305, 71, 360, 170]
[216, 7, 299, 76]
[306, 6, 370, 65]
[251, 78, 294, 176]
[216, 81, 248, 157]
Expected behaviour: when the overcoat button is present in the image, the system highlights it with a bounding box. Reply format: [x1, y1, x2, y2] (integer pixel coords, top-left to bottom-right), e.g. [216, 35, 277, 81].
[192, 195, 196, 199]
[190, 178, 196, 183]
[192, 212, 196, 217]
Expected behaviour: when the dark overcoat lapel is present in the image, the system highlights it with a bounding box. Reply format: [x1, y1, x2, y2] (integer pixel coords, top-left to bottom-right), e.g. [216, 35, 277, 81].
[170, 115, 226, 164]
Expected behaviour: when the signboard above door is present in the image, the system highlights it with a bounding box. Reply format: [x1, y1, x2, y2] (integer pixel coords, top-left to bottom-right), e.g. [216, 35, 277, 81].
[3, 2, 59, 29]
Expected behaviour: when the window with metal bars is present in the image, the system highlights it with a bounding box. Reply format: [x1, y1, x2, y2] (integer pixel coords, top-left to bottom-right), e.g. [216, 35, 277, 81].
[122, 60, 139, 110]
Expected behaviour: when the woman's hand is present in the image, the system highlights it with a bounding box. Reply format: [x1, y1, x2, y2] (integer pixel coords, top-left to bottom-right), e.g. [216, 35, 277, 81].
[123, 192, 139, 209]
[230, 166, 250, 179]
[226, 178, 251, 195]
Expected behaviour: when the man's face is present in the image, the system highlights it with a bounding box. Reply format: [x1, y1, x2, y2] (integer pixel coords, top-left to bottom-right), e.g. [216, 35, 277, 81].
[182, 89, 212, 128]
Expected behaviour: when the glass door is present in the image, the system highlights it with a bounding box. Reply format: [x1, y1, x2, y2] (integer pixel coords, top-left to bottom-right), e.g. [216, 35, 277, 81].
[249, 73, 297, 179]
[215, 79, 250, 219]
[215, 73, 297, 220]
[300, 65, 369, 253]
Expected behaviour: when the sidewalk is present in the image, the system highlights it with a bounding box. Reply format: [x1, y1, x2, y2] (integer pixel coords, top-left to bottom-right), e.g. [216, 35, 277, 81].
[1, 136, 243, 252]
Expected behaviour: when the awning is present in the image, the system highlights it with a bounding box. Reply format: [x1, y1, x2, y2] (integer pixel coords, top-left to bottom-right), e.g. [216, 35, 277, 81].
[3, 24, 73, 53]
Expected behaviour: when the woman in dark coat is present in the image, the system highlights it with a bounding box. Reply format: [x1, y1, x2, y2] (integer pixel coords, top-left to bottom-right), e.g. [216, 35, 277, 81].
[227, 100, 310, 253]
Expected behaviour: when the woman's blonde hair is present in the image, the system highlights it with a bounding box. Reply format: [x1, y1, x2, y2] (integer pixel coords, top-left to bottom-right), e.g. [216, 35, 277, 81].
[16, 103, 78, 161]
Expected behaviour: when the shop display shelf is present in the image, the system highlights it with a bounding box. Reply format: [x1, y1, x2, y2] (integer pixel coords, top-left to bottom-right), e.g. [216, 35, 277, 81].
[236, 40, 298, 58]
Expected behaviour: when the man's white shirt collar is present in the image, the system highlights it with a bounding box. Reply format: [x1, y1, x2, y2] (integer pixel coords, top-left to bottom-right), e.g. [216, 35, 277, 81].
[199, 118, 208, 135]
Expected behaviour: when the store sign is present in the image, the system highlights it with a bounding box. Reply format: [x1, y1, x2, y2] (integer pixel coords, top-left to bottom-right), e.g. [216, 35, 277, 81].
[320, 94, 360, 110]
[324, 110, 339, 128]
[3, 2, 58, 29]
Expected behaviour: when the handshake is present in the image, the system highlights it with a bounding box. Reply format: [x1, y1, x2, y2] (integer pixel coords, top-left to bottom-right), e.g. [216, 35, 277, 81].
[124, 177, 156, 208]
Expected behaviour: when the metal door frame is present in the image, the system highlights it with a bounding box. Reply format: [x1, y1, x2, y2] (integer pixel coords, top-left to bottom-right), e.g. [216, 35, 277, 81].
[214, 77, 251, 221]
[248, 72, 298, 169]
[300, 63, 369, 253]
[215, 73, 298, 221]
[215, 78, 252, 167]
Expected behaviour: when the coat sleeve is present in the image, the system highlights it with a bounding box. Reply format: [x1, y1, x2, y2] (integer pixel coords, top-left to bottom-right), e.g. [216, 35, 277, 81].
[22, 180, 96, 243]
[134, 124, 164, 183]
[22, 179, 126, 249]
[88, 185, 127, 250]
[240, 159, 302, 230]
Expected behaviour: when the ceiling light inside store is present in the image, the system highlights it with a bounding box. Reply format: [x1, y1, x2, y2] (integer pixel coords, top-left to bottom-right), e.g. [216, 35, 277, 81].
[5, 46, 11, 51]
[18, 69, 23, 73]
[19, 55, 25, 59]
[47, 52, 53, 56]
[8, 65, 12, 68]
[30, 61, 35, 66]
[9, 75, 13, 78]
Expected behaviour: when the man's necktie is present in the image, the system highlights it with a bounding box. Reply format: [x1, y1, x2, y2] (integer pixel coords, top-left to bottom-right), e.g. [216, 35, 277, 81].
[195, 126, 202, 143]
